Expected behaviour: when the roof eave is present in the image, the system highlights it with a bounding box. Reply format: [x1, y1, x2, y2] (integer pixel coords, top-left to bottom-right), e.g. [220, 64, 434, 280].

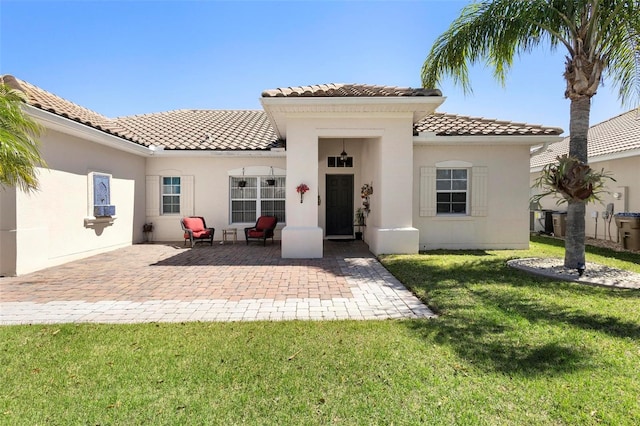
[148, 149, 287, 158]
[27, 106, 152, 156]
[531, 146, 640, 172]
[414, 134, 564, 146]
[261, 96, 446, 140]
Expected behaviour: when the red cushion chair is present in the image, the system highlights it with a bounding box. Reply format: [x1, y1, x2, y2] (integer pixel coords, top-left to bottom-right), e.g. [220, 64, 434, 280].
[180, 216, 215, 247]
[244, 216, 278, 246]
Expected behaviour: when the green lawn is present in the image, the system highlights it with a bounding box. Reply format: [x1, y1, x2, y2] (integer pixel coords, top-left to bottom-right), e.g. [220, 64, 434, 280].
[1, 236, 639, 425]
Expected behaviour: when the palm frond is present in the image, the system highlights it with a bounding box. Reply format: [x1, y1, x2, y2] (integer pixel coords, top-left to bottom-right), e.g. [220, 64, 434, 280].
[421, 0, 639, 109]
[0, 83, 46, 192]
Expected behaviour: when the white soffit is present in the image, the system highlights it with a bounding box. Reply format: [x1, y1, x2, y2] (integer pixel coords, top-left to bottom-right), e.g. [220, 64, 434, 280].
[414, 134, 564, 146]
[261, 96, 445, 140]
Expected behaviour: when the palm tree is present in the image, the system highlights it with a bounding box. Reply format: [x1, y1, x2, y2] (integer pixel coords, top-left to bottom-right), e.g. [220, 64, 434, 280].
[422, 0, 639, 270]
[0, 82, 46, 192]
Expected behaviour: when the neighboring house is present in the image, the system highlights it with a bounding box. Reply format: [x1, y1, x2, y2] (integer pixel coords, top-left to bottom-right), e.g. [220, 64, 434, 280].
[0, 75, 562, 276]
[530, 109, 640, 240]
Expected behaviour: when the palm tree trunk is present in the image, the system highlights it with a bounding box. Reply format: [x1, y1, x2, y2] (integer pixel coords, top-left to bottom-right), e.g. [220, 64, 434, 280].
[564, 96, 591, 269]
[565, 200, 586, 269]
[568, 97, 590, 162]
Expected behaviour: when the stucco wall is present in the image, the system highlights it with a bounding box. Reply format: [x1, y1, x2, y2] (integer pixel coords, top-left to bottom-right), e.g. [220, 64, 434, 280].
[414, 144, 532, 250]
[0, 186, 17, 276]
[280, 113, 418, 256]
[145, 155, 286, 242]
[6, 128, 146, 275]
[530, 155, 640, 240]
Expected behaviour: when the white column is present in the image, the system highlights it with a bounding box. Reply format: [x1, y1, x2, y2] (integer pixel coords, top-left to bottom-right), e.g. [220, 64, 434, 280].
[281, 123, 323, 258]
[368, 119, 419, 255]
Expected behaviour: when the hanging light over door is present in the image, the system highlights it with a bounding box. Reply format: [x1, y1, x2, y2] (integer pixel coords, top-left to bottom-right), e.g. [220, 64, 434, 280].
[340, 139, 348, 162]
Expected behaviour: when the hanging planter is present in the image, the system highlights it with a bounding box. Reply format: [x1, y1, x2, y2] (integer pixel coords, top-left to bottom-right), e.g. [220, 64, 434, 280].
[296, 183, 309, 203]
[238, 167, 247, 188]
[266, 166, 276, 186]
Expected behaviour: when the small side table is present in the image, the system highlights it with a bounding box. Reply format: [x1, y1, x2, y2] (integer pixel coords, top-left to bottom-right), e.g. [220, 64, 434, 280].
[222, 228, 238, 244]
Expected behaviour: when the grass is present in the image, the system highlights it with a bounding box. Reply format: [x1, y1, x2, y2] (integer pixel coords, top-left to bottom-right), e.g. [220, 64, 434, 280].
[1, 236, 639, 425]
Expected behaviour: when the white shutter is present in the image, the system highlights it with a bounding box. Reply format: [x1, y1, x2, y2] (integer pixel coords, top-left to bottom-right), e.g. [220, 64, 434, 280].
[471, 166, 488, 217]
[146, 175, 160, 217]
[420, 167, 437, 217]
[180, 175, 195, 216]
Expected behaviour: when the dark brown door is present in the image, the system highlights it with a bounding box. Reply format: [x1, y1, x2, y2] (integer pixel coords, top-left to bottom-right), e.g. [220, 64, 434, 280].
[326, 174, 354, 236]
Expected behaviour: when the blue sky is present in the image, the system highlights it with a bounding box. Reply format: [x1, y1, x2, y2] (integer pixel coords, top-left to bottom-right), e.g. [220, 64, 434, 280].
[0, 0, 631, 135]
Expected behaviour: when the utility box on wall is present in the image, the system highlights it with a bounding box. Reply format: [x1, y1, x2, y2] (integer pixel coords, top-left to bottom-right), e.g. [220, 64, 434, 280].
[552, 212, 567, 237]
[615, 213, 640, 251]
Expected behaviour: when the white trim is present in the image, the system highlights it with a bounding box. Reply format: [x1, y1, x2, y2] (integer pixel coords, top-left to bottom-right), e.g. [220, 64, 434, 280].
[435, 167, 469, 216]
[261, 96, 445, 139]
[415, 134, 563, 146]
[27, 106, 287, 158]
[588, 148, 640, 163]
[436, 160, 472, 168]
[161, 176, 182, 215]
[530, 148, 640, 173]
[316, 128, 386, 138]
[228, 166, 286, 176]
[84, 216, 117, 226]
[151, 150, 286, 158]
[26, 105, 152, 156]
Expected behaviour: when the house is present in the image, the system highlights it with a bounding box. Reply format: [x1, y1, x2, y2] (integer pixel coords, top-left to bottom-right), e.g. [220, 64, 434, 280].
[0, 75, 563, 276]
[530, 109, 640, 240]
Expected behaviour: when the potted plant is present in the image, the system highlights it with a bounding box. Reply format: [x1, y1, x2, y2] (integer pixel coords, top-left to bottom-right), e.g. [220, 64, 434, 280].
[354, 208, 365, 240]
[361, 183, 373, 215]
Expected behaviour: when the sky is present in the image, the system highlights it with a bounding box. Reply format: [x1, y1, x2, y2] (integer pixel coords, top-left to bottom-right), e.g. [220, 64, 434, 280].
[0, 0, 632, 136]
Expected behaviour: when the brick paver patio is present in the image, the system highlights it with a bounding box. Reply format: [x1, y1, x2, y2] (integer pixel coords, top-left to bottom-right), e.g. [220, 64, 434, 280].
[0, 241, 434, 324]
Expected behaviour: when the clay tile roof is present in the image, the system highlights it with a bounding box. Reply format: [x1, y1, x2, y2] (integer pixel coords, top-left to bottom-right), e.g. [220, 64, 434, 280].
[116, 110, 279, 150]
[530, 109, 640, 168]
[261, 83, 442, 98]
[1, 74, 279, 151]
[0, 74, 137, 142]
[3, 75, 564, 152]
[415, 112, 563, 137]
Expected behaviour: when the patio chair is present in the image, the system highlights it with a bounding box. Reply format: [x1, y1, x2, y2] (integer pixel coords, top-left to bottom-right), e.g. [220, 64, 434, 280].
[244, 216, 278, 246]
[180, 216, 215, 247]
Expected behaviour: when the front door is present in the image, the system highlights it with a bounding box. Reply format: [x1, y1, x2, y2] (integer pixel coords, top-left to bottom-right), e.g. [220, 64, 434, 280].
[326, 174, 354, 236]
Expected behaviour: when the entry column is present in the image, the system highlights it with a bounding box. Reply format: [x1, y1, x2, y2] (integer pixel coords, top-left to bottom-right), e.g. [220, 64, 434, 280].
[281, 124, 323, 258]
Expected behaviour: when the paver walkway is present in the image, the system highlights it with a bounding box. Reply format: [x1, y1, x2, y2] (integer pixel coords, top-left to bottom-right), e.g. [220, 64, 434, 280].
[0, 241, 434, 324]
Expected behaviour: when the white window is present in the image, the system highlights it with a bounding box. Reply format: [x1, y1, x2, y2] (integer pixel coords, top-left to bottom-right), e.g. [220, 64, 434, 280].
[436, 169, 468, 214]
[230, 176, 285, 223]
[420, 164, 487, 217]
[162, 176, 181, 214]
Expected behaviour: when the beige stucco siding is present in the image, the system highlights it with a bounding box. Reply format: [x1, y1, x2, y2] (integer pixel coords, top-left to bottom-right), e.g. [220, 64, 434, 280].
[3, 128, 146, 276]
[145, 155, 286, 242]
[530, 155, 640, 240]
[414, 144, 531, 250]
